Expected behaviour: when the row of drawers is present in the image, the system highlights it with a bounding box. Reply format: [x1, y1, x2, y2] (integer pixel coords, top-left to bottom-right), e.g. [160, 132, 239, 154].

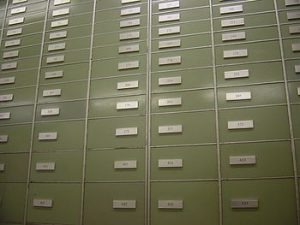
[0, 180, 297, 225]
[0, 141, 297, 182]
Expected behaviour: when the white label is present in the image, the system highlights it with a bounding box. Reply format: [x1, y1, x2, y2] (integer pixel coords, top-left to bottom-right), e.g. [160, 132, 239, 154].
[224, 49, 248, 59]
[46, 55, 65, 64]
[116, 101, 139, 110]
[48, 42, 66, 52]
[53, 8, 70, 17]
[49, 30, 67, 40]
[224, 69, 249, 79]
[5, 39, 21, 47]
[158, 159, 183, 168]
[120, 31, 140, 40]
[41, 108, 60, 116]
[3, 50, 19, 59]
[159, 39, 181, 49]
[287, 11, 300, 20]
[0, 94, 14, 102]
[221, 18, 245, 27]
[222, 31, 246, 41]
[159, 26, 180, 36]
[292, 43, 300, 52]
[122, 0, 140, 3]
[118, 61, 139, 70]
[113, 200, 136, 209]
[231, 199, 259, 209]
[51, 19, 69, 28]
[0, 164, 5, 171]
[38, 132, 57, 140]
[0, 135, 8, 143]
[297, 87, 300, 95]
[159, 76, 182, 86]
[159, 13, 180, 22]
[285, 0, 300, 6]
[228, 120, 254, 130]
[158, 200, 183, 209]
[1, 62, 17, 70]
[43, 89, 62, 97]
[117, 80, 139, 90]
[159, 56, 181, 65]
[0, 112, 11, 120]
[11, 6, 26, 15]
[220, 5, 243, 14]
[295, 65, 300, 73]
[7, 28, 23, 36]
[0, 77, 15, 85]
[114, 160, 137, 169]
[36, 162, 56, 171]
[120, 19, 140, 28]
[159, 1, 180, 10]
[45, 71, 64, 79]
[230, 155, 256, 165]
[116, 127, 138, 136]
[8, 17, 24, 25]
[158, 97, 182, 106]
[226, 92, 251, 101]
[289, 25, 300, 34]
[12, 0, 27, 4]
[121, 7, 141, 16]
[119, 44, 140, 53]
[54, 0, 71, 6]
[33, 199, 53, 208]
[159, 125, 182, 134]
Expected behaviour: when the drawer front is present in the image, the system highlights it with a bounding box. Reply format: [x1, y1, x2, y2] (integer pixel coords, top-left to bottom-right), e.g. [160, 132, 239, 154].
[30, 151, 83, 182]
[221, 141, 294, 178]
[27, 183, 81, 225]
[151, 146, 218, 180]
[288, 81, 300, 103]
[0, 105, 33, 125]
[283, 38, 300, 58]
[86, 149, 145, 181]
[152, 0, 209, 13]
[4, 21, 44, 37]
[84, 183, 144, 225]
[49, 0, 93, 8]
[281, 23, 300, 38]
[1, 45, 41, 61]
[2, 33, 42, 48]
[33, 120, 85, 152]
[0, 86, 35, 107]
[291, 104, 300, 138]
[96, 0, 147, 10]
[0, 153, 28, 182]
[222, 179, 297, 225]
[151, 111, 216, 146]
[1, 57, 39, 71]
[276, 0, 300, 9]
[44, 25, 92, 42]
[7, 1, 46, 17]
[219, 105, 290, 142]
[279, 9, 300, 23]
[151, 182, 219, 225]
[5, 12, 45, 28]
[88, 116, 146, 149]
[286, 59, 300, 81]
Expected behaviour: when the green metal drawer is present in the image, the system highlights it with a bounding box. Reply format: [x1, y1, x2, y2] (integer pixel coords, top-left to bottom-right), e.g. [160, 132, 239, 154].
[38, 81, 87, 103]
[5, 12, 45, 28]
[0, 124, 31, 153]
[7, 1, 46, 17]
[151, 146, 218, 180]
[151, 89, 215, 113]
[291, 104, 300, 138]
[0, 86, 35, 108]
[49, 0, 93, 8]
[283, 38, 300, 58]
[30, 151, 83, 182]
[215, 41, 281, 65]
[279, 9, 300, 23]
[222, 179, 297, 225]
[0, 105, 33, 126]
[219, 105, 290, 143]
[8, 0, 44, 6]
[44, 25, 92, 42]
[88, 116, 146, 149]
[152, 48, 212, 72]
[0, 69, 37, 90]
[92, 54, 147, 78]
[40, 63, 89, 85]
[96, 0, 147, 10]
[90, 75, 146, 98]
[221, 141, 294, 178]
[93, 41, 147, 60]
[288, 81, 300, 103]
[3, 21, 44, 36]
[152, 0, 209, 13]
[216, 61, 284, 87]
[89, 95, 146, 118]
[0, 183, 26, 224]
[33, 120, 85, 152]
[151, 111, 216, 146]
[218, 83, 287, 108]
[36, 100, 87, 121]
[151, 67, 214, 93]
[1, 45, 41, 60]
[286, 59, 300, 81]
[84, 183, 145, 225]
[1, 57, 39, 71]
[151, 182, 219, 225]
[0, 153, 28, 182]
[213, 12, 277, 31]
[281, 23, 300, 38]
[85, 149, 145, 181]
[27, 183, 81, 225]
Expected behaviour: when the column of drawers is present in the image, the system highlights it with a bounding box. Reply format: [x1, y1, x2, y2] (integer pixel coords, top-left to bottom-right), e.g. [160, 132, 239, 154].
[150, 1, 218, 225]
[26, 1, 93, 225]
[84, 1, 147, 225]
[213, 0, 297, 224]
[0, 0, 46, 224]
